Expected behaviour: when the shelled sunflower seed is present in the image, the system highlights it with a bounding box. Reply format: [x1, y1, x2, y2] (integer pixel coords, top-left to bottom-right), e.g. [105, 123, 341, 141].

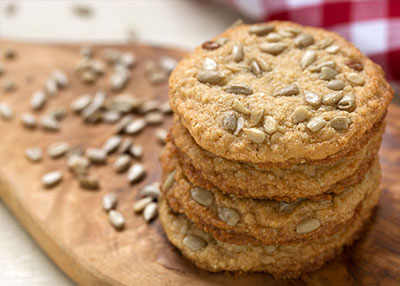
[103, 192, 118, 211]
[40, 116, 60, 132]
[144, 111, 164, 125]
[140, 182, 161, 199]
[222, 112, 237, 132]
[304, 91, 321, 107]
[42, 171, 63, 188]
[67, 154, 90, 175]
[232, 100, 250, 114]
[162, 170, 176, 192]
[119, 52, 137, 69]
[248, 24, 274, 36]
[217, 206, 240, 226]
[274, 84, 300, 96]
[46, 106, 67, 121]
[114, 115, 133, 134]
[81, 91, 106, 123]
[105, 94, 142, 113]
[263, 116, 278, 134]
[110, 69, 130, 91]
[103, 135, 122, 154]
[331, 116, 350, 130]
[79, 175, 99, 190]
[243, 128, 265, 143]
[86, 148, 107, 164]
[21, 113, 37, 128]
[102, 110, 121, 123]
[159, 56, 177, 74]
[124, 118, 146, 134]
[143, 202, 158, 222]
[292, 106, 309, 123]
[197, 70, 225, 84]
[108, 210, 125, 230]
[301, 50, 317, 69]
[294, 33, 314, 48]
[225, 84, 253, 95]
[327, 79, 345, 90]
[203, 57, 217, 71]
[307, 117, 327, 132]
[183, 234, 207, 251]
[191, 187, 214, 206]
[260, 43, 287, 55]
[139, 100, 160, 114]
[25, 147, 43, 162]
[118, 138, 133, 154]
[31, 90, 47, 111]
[44, 79, 58, 96]
[71, 94, 92, 113]
[155, 128, 168, 144]
[296, 218, 321, 234]
[0, 103, 13, 120]
[127, 163, 146, 184]
[52, 70, 69, 88]
[113, 154, 131, 173]
[233, 116, 244, 135]
[159, 101, 172, 114]
[133, 197, 153, 213]
[48, 142, 69, 158]
[129, 144, 143, 159]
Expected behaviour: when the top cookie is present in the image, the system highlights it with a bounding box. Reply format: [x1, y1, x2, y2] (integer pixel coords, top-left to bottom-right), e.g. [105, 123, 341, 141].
[169, 21, 393, 163]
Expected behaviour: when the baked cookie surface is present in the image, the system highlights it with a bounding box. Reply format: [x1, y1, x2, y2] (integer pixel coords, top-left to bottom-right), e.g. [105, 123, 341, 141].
[169, 21, 393, 163]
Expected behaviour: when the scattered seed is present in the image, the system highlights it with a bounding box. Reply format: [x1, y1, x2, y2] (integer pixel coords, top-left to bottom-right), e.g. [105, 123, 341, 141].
[250, 109, 264, 125]
[81, 70, 96, 84]
[120, 52, 137, 68]
[103, 136, 122, 154]
[202, 41, 220, 50]
[42, 171, 63, 188]
[31, 90, 47, 111]
[2, 79, 16, 93]
[296, 218, 321, 234]
[113, 154, 131, 173]
[266, 32, 282, 42]
[337, 93, 356, 111]
[118, 138, 132, 154]
[292, 106, 309, 123]
[250, 60, 262, 77]
[331, 116, 350, 130]
[327, 79, 345, 90]
[80, 47, 93, 58]
[260, 43, 287, 55]
[79, 175, 99, 190]
[162, 170, 176, 191]
[133, 197, 153, 213]
[320, 66, 337, 80]
[243, 128, 265, 143]
[203, 57, 217, 71]
[127, 163, 146, 184]
[139, 100, 160, 114]
[309, 60, 336, 72]
[40, 116, 60, 132]
[143, 202, 158, 222]
[145, 111, 164, 125]
[183, 235, 207, 251]
[294, 33, 314, 48]
[21, 113, 37, 128]
[114, 115, 132, 134]
[197, 70, 225, 84]
[307, 117, 327, 132]
[159, 101, 172, 114]
[233, 116, 244, 135]
[248, 24, 274, 36]
[47, 106, 67, 121]
[301, 50, 317, 69]
[102, 110, 121, 123]
[322, 91, 343, 105]
[52, 70, 69, 88]
[346, 60, 363, 71]
[105, 93, 140, 113]
[129, 144, 143, 158]
[304, 91, 321, 107]
[4, 47, 16, 60]
[71, 94, 91, 113]
[103, 192, 118, 211]
[25, 147, 43, 162]
[148, 71, 168, 85]
[273, 84, 300, 96]
[232, 100, 250, 114]
[91, 60, 106, 74]
[67, 154, 90, 175]
[110, 73, 129, 91]
[108, 210, 125, 230]
[217, 206, 240, 226]
[124, 118, 146, 134]
[346, 73, 365, 86]
[191, 187, 214, 206]
[156, 128, 168, 144]
[159, 56, 177, 74]
[82, 91, 106, 122]
[86, 148, 107, 164]
[263, 116, 278, 134]
[140, 183, 161, 200]
[232, 44, 244, 62]
[48, 142, 69, 158]
[45, 79, 58, 96]
[326, 44, 340, 54]
[0, 103, 13, 120]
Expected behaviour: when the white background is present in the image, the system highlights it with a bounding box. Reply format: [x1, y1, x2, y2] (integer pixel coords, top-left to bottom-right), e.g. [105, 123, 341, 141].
[0, 1, 241, 285]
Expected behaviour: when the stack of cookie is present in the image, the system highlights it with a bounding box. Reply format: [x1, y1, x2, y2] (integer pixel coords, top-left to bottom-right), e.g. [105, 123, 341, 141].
[159, 21, 393, 278]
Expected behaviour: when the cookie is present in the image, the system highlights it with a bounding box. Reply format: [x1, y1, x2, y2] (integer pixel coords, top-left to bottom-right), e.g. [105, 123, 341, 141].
[172, 115, 383, 200]
[159, 179, 380, 279]
[161, 140, 381, 245]
[169, 21, 393, 164]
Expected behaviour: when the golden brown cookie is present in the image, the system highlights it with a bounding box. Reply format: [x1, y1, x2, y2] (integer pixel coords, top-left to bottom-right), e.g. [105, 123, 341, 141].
[169, 21, 393, 164]
[172, 115, 383, 200]
[159, 179, 380, 279]
[161, 140, 381, 245]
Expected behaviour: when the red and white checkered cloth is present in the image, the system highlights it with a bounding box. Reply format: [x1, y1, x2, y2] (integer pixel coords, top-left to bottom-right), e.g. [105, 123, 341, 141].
[214, 0, 400, 89]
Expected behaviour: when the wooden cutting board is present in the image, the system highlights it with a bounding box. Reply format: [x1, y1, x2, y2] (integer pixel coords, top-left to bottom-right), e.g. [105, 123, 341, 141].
[0, 41, 399, 286]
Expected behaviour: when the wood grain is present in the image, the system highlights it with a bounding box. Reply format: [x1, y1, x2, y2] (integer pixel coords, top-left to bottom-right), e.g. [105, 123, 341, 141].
[0, 41, 399, 286]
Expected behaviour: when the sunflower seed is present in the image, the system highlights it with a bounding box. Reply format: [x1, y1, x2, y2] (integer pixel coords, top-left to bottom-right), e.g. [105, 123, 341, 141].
[102, 111, 121, 123]
[183, 235, 207, 251]
[320, 66, 337, 80]
[67, 154, 90, 175]
[346, 73, 365, 86]
[217, 206, 240, 226]
[79, 175, 99, 190]
[322, 92, 343, 105]
[82, 91, 106, 122]
[266, 32, 282, 42]
[309, 60, 336, 72]
[203, 57, 217, 71]
[346, 60, 363, 71]
[307, 117, 327, 132]
[46, 106, 67, 121]
[48, 142, 69, 158]
[21, 113, 37, 128]
[113, 154, 131, 173]
[81, 70, 96, 84]
[250, 60, 262, 77]
[42, 171, 63, 188]
[226, 84, 253, 95]
[133, 197, 153, 213]
[40, 116, 60, 132]
[139, 100, 160, 114]
[91, 60, 106, 74]
[86, 148, 107, 164]
[148, 71, 168, 85]
[337, 93, 356, 111]
[118, 138, 132, 154]
[124, 118, 146, 134]
[243, 128, 265, 143]
[215, 37, 228, 45]
[326, 44, 340, 54]
[191, 187, 214, 206]
[103, 192, 118, 211]
[255, 58, 271, 71]
[156, 128, 168, 144]
[248, 24, 274, 36]
[233, 116, 244, 135]
[263, 116, 278, 134]
[260, 43, 287, 55]
[67, 146, 84, 158]
[44, 79, 58, 96]
[129, 144, 143, 158]
[304, 91, 321, 107]
[80, 47, 93, 58]
[102, 136, 121, 154]
[331, 116, 350, 130]
[159, 101, 172, 114]
[31, 91, 47, 111]
[284, 27, 301, 35]
[232, 44, 244, 62]
[221, 112, 237, 132]
[140, 183, 161, 200]
[250, 109, 264, 125]
[279, 201, 298, 213]
[296, 218, 321, 234]
[327, 79, 345, 90]
[25, 147, 43, 162]
[52, 70, 69, 88]
[108, 210, 125, 230]
[120, 52, 137, 69]
[127, 163, 146, 184]
[273, 84, 299, 96]
[232, 100, 250, 114]
[114, 115, 133, 134]
[71, 94, 91, 113]
[0, 103, 13, 120]
[197, 70, 225, 84]
[162, 170, 176, 191]
[143, 202, 158, 222]
[301, 50, 317, 69]
[110, 73, 128, 91]
[145, 111, 164, 125]
[292, 106, 309, 123]
[318, 38, 333, 49]
[295, 33, 314, 48]
[202, 41, 220, 50]
[159, 56, 177, 74]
